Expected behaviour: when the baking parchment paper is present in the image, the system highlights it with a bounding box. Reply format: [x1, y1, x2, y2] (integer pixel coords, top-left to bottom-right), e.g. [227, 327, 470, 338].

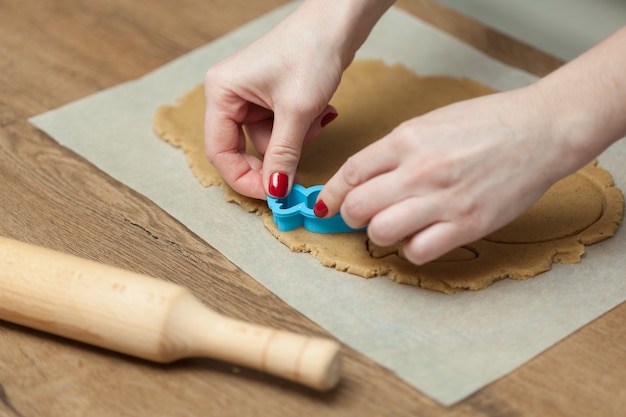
[30, 1, 626, 405]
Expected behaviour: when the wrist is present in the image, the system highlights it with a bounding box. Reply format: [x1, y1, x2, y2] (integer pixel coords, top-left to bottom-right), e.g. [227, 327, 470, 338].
[531, 26, 626, 177]
[497, 85, 568, 185]
[297, 0, 395, 68]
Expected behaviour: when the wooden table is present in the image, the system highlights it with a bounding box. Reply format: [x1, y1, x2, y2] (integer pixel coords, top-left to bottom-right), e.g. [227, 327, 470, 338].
[1, 1, 624, 415]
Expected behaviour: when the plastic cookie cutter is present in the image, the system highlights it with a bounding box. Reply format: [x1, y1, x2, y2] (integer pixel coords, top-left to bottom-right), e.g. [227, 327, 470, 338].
[267, 184, 367, 233]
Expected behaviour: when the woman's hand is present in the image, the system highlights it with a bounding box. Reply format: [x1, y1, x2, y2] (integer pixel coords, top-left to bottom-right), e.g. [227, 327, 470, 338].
[203, 0, 394, 199]
[315, 87, 564, 265]
[203, 11, 343, 199]
[316, 26, 626, 266]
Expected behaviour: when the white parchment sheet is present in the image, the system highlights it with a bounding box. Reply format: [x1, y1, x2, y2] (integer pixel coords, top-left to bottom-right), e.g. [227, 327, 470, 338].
[30, 1, 626, 405]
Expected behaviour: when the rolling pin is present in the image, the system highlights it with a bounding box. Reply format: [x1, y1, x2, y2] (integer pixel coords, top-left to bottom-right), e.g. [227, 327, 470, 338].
[0, 236, 341, 391]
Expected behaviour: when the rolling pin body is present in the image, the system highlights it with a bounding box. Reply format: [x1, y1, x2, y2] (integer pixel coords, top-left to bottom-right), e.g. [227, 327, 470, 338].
[0, 237, 341, 391]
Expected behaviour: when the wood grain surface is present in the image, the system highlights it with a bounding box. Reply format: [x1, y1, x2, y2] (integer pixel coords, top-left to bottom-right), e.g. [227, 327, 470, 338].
[1, 0, 624, 416]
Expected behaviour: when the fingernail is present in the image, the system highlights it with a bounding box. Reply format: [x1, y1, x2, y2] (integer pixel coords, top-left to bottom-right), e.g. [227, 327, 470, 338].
[313, 199, 328, 218]
[268, 172, 289, 198]
[320, 112, 338, 127]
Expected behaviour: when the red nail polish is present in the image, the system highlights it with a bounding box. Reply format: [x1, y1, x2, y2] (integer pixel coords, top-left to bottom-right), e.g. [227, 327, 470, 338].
[320, 112, 338, 127]
[268, 172, 289, 198]
[314, 199, 328, 218]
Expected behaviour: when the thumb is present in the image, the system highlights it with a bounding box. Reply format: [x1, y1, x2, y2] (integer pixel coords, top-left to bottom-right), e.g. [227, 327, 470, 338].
[263, 106, 338, 198]
[262, 113, 310, 198]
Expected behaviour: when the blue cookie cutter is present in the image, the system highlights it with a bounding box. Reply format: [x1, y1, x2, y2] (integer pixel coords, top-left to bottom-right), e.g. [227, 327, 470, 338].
[267, 184, 366, 233]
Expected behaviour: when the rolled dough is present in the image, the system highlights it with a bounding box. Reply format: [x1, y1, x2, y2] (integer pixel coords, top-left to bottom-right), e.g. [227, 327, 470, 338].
[153, 60, 623, 293]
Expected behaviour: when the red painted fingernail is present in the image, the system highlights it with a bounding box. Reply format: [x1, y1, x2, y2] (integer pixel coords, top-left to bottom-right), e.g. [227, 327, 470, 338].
[320, 112, 338, 127]
[268, 172, 289, 198]
[314, 199, 328, 218]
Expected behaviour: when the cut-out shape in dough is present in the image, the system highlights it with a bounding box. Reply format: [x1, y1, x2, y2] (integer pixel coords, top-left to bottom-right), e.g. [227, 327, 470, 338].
[153, 60, 623, 293]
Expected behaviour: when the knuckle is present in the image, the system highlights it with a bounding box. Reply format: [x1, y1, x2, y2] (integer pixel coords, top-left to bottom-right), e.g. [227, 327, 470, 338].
[458, 198, 483, 227]
[341, 192, 369, 224]
[340, 156, 364, 188]
[204, 66, 223, 91]
[450, 198, 489, 241]
[204, 65, 235, 101]
[265, 142, 301, 165]
[368, 218, 400, 246]
[204, 146, 216, 164]
[279, 99, 320, 123]
[402, 243, 429, 266]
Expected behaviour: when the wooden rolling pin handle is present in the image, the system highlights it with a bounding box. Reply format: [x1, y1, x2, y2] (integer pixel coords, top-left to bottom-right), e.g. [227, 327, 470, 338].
[0, 237, 341, 391]
[168, 293, 342, 391]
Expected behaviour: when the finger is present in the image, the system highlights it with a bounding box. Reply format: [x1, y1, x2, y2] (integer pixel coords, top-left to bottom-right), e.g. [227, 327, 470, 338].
[242, 102, 275, 153]
[367, 195, 442, 247]
[302, 105, 338, 145]
[244, 119, 274, 156]
[337, 171, 404, 228]
[338, 162, 433, 228]
[214, 151, 266, 199]
[245, 105, 337, 160]
[315, 138, 400, 218]
[262, 110, 314, 198]
[403, 221, 476, 265]
[204, 98, 266, 199]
